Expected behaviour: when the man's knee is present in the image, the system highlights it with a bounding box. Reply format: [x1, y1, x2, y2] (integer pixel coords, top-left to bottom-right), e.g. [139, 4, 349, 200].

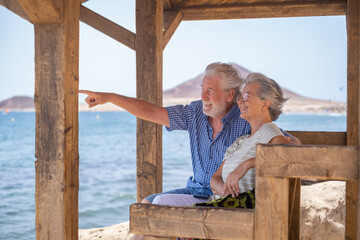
[141, 198, 151, 204]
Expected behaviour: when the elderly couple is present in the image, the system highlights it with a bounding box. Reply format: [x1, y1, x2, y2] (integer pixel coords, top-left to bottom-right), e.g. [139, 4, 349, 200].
[80, 62, 298, 237]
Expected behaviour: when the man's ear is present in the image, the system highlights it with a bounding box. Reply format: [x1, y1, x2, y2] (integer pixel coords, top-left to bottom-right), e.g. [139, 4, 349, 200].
[226, 89, 235, 103]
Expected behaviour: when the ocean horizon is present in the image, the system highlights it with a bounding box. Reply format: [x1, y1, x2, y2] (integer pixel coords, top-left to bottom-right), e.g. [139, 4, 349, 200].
[0, 111, 347, 239]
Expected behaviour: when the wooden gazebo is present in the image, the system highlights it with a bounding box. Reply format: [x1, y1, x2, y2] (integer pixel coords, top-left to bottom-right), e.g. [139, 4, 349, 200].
[1, 0, 359, 239]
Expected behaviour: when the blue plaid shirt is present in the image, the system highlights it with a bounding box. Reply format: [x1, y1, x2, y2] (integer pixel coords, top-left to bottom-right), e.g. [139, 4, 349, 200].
[165, 100, 251, 195]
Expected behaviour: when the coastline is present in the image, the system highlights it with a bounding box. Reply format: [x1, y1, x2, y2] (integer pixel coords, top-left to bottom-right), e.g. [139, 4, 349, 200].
[1, 98, 347, 116]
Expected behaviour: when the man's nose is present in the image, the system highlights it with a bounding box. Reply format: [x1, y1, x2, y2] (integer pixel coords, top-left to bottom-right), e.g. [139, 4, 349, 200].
[201, 90, 209, 100]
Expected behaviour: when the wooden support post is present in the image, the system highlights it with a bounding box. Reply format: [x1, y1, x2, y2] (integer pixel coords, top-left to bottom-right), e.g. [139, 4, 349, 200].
[255, 175, 289, 239]
[347, 0, 360, 239]
[34, 0, 79, 239]
[288, 178, 300, 240]
[135, 0, 163, 201]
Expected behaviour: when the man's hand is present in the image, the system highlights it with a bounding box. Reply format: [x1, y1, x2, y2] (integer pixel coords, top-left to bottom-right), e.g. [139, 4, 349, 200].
[79, 90, 108, 108]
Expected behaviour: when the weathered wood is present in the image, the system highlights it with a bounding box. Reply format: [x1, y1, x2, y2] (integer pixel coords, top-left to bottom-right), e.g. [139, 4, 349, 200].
[80, 6, 135, 50]
[130, 203, 254, 239]
[169, 0, 346, 8]
[163, 10, 182, 49]
[287, 131, 346, 145]
[17, 0, 62, 23]
[288, 178, 300, 240]
[0, 0, 31, 22]
[34, 0, 79, 239]
[347, 0, 360, 239]
[135, 0, 163, 202]
[180, 2, 345, 20]
[255, 176, 289, 239]
[256, 145, 359, 180]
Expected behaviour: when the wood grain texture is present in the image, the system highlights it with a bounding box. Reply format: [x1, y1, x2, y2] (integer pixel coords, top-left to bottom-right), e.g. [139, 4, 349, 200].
[163, 10, 182, 49]
[80, 6, 135, 50]
[63, 0, 79, 239]
[256, 145, 359, 180]
[168, 0, 346, 8]
[287, 131, 346, 145]
[347, 0, 360, 238]
[0, 0, 31, 22]
[130, 203, 254, 239]
[34, 0, 79, 239]
[288, 178, 300, 240]
[255, 176, 289, 239]
[35, 23, 66, 240]
[180, 2, 345, 20]
[135, 0, 163, 202]
[17, 0, 61, 23]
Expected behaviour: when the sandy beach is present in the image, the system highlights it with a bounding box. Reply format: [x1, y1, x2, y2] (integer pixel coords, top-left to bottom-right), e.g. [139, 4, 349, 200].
[79, 181, 345, 240]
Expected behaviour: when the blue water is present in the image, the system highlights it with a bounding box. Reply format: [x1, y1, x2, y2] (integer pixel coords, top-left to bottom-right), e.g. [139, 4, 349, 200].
[0, 111, 346, 239]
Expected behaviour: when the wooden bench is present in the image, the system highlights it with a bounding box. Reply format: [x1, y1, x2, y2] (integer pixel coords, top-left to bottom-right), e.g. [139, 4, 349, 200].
[130, 131, 357, 239]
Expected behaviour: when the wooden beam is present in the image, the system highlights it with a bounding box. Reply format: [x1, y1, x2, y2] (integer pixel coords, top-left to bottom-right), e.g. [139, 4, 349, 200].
[255, 175, 289, 239]
[130, 203, 254, 239]
[288, 178, 300, 240]
[163, 10, 182, 49]
[347, 0, 360, 239]
[80, 6, 135, 50]
[287, 131, 346, 145]
[0, 0, 31, 22]
[256, 145, 359, 180]
[135, 0, 163, 201]
[34, 0, 79, 239]
[180, 2, 346, 21]
[17, 0, 62, 23]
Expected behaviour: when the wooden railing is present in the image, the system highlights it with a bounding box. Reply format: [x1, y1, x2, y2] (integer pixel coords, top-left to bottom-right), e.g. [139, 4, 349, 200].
[129, 131, 356, 239]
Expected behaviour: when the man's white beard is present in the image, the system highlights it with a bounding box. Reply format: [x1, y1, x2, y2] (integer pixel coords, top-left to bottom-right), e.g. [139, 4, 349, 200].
[202, 100, 228, 118]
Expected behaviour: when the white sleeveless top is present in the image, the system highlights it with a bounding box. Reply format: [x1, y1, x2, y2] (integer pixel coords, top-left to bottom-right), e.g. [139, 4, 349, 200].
[222, 122, 283, 193]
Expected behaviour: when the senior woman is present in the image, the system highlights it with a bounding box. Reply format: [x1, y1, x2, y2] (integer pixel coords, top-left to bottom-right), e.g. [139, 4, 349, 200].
[195, 72, 289, 208]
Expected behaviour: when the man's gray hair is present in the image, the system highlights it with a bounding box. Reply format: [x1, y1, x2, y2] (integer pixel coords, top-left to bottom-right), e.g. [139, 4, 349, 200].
[205, 62, 244, 104]
[244, 72, 288, 121]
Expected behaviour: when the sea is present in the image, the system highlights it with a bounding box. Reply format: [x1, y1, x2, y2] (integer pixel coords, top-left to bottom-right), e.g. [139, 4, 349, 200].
[0, 111, 347, 240]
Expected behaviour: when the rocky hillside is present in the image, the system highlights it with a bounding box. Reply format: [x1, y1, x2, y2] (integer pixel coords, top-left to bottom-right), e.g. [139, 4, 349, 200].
[0, 96, 34, 110]
[163, 62, 346, 114]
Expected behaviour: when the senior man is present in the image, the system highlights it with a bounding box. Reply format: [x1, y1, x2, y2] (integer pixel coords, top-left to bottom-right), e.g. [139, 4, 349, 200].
[79, 62, 297, 206]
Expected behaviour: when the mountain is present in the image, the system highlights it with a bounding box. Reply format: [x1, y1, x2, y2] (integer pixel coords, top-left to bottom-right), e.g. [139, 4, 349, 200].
[0, 96, 34, 110]
[0, 63, 346, 114]
[163, 62, 346, 114]
[164, 62, 309, 101]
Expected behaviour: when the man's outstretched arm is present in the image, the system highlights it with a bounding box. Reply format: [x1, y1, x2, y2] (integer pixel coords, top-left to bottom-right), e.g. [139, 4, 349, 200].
[79, 90, 170, 127]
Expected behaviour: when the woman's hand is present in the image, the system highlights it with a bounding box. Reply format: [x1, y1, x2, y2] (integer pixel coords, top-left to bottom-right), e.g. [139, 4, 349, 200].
[222, 158, 254, 197]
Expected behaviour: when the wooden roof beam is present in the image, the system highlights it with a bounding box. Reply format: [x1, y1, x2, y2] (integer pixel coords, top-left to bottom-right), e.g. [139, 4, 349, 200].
[163, 10, 182, 49]
[180, 2, 346, 21]
[17, 0, 62, 23]
[80, 6, 135, 50]
[0, 0, 31, 22]
[130, 203, 254, 239]
[256, 144, 359, 180]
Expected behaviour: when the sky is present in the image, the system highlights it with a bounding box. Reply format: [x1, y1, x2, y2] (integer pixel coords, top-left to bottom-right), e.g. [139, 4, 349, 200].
[0, 0, 347, 103]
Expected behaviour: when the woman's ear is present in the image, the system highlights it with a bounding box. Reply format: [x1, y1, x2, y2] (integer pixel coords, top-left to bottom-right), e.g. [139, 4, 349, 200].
[263, 99, 271, 110]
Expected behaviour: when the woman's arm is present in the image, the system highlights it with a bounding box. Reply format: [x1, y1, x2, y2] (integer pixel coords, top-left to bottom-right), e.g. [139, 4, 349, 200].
[222, 158, 255, 197]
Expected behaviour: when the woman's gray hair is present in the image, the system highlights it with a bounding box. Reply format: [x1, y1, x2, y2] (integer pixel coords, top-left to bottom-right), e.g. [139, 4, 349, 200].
[205, 62, 244, 104]
[244, 72, 288, 121]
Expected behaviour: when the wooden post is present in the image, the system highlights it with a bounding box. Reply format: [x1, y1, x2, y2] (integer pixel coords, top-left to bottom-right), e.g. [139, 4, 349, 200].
[135, 0, 163, 201]
[288, 178, 300, 240]
[347, 0, 360, 239]
[33, 0, 79, 239]
[255, 175, 289, 239]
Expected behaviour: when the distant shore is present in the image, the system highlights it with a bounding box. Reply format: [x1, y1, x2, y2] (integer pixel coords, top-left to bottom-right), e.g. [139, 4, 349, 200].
[1, 98, 346, 116]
